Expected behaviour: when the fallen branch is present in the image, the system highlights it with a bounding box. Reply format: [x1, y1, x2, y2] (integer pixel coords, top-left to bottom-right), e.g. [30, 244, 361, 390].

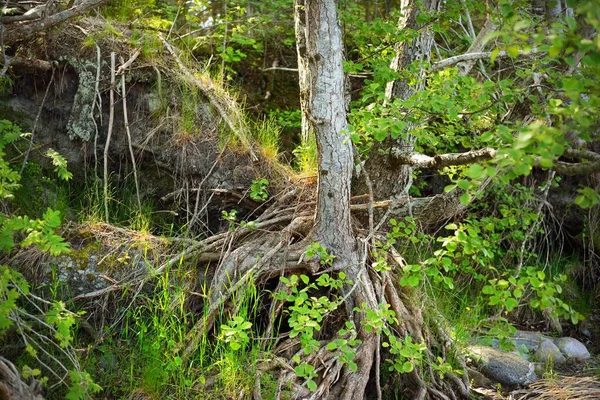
[2, 0, 109, 45]
[0, 54, 53, 71]
[392, 147, 600, 176]
[120, 56, 142, 212]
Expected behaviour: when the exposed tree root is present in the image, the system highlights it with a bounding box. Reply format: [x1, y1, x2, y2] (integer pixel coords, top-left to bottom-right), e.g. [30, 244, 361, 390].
[178, 187, 471, 400]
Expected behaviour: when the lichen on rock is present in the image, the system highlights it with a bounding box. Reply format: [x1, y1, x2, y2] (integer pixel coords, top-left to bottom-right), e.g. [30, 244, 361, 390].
[66, 59, 98, 141]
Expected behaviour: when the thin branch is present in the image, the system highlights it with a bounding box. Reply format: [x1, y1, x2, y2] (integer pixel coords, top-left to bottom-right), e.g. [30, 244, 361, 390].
[0, 53, 53, 71]
[554, 148, 600, 175]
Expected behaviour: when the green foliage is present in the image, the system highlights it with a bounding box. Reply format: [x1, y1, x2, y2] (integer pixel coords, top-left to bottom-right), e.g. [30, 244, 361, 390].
[45, 149, 73, 181]
[252, 118, 281, 160]
[304, 242, 336, 267]
[274, 268, 354, 391]
[0, 266, 29, 332]
[220, 316, 252, 350]
[293, 134, 318, 175]
[0, 121, 101, 397]
[249, 178, 269, 202]
[355, 302, 397, 335]
[383, 335, 426, 374]
[292, 361, 318, 392]
[0, 120, 23, 199]
[574, 186, 600, 209]
[66, 371, 102, 400]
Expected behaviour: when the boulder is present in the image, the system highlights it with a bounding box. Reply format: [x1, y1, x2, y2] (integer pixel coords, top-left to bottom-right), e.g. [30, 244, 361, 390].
[469, 346, 537, 387]
[512, 331, 552, 352]
[554, 337, 591, 360]
[533, 339, 566, 365]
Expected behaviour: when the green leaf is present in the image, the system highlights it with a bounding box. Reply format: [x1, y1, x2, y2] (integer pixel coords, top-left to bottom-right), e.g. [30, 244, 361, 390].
[490, 48, 501, 63]
[505, 298, 519, 312]
[466, 164, 485, 179]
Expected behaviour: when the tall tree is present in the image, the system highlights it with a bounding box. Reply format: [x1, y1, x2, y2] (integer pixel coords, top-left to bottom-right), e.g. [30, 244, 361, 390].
[294, 1, 469, 398]
[295, 1, 379, 398]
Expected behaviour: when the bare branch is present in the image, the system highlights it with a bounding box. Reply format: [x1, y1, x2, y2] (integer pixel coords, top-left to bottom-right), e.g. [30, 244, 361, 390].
[3, 0, 109, 45]
[391, 146, 600, 176]
[0, 53, 52, 71]
[430, 48, 541, 72]
[391, 148, 497, 169]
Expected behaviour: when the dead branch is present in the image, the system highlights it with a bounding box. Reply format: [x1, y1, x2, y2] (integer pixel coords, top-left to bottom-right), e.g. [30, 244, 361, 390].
[0, 53, 53, 71]
[431, 48, 541, 72]
[392, 146, 600, 176]
[392, 148, 497, 169]
[120, 55, 142, 212]
[2, 0, 109, 45]
[103, 52, 116, 222]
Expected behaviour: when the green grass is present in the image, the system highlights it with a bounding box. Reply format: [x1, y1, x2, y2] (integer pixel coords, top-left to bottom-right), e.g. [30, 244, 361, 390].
[79, 264, 278, 399]
[293, 134, 318, 176]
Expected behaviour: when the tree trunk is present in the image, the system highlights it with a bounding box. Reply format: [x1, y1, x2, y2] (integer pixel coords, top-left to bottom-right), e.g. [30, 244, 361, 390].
[302, 0, 354, 263]
[297, 1, 379, 398]
[360, 0, 441, 201]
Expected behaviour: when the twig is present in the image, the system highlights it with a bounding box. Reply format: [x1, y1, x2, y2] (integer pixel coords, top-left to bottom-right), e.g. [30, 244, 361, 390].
[104, 52, 116, 222]
[115, 49, 140, 76]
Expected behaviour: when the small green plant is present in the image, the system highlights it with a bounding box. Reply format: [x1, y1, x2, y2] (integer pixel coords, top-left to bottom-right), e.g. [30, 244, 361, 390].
[274, 269, 352, 392]
[304, 242, 336, 267]
[222, 209, 238, 230]
[356, 302, 398, 335]
[66, 371, 102, 400]
[326, 322, 361, 372]
[292, 361, 318, 392]
[0, 120, 102, 398]
[383, 335, 426, 374]
[249, 178, 269, 202]
[45, 149, 73, 181]
[220, 316, 252, 351]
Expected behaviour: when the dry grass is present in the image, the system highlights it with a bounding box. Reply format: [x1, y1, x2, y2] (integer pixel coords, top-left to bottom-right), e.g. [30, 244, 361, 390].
[512, 376, 600, 400]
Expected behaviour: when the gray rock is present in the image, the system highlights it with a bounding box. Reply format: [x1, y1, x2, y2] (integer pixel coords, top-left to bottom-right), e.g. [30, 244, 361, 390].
[469, 346, 537, 387]
[553, 337, 590, 360]
[513, 331, 552, 352]
[533, 340, 566, 365]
